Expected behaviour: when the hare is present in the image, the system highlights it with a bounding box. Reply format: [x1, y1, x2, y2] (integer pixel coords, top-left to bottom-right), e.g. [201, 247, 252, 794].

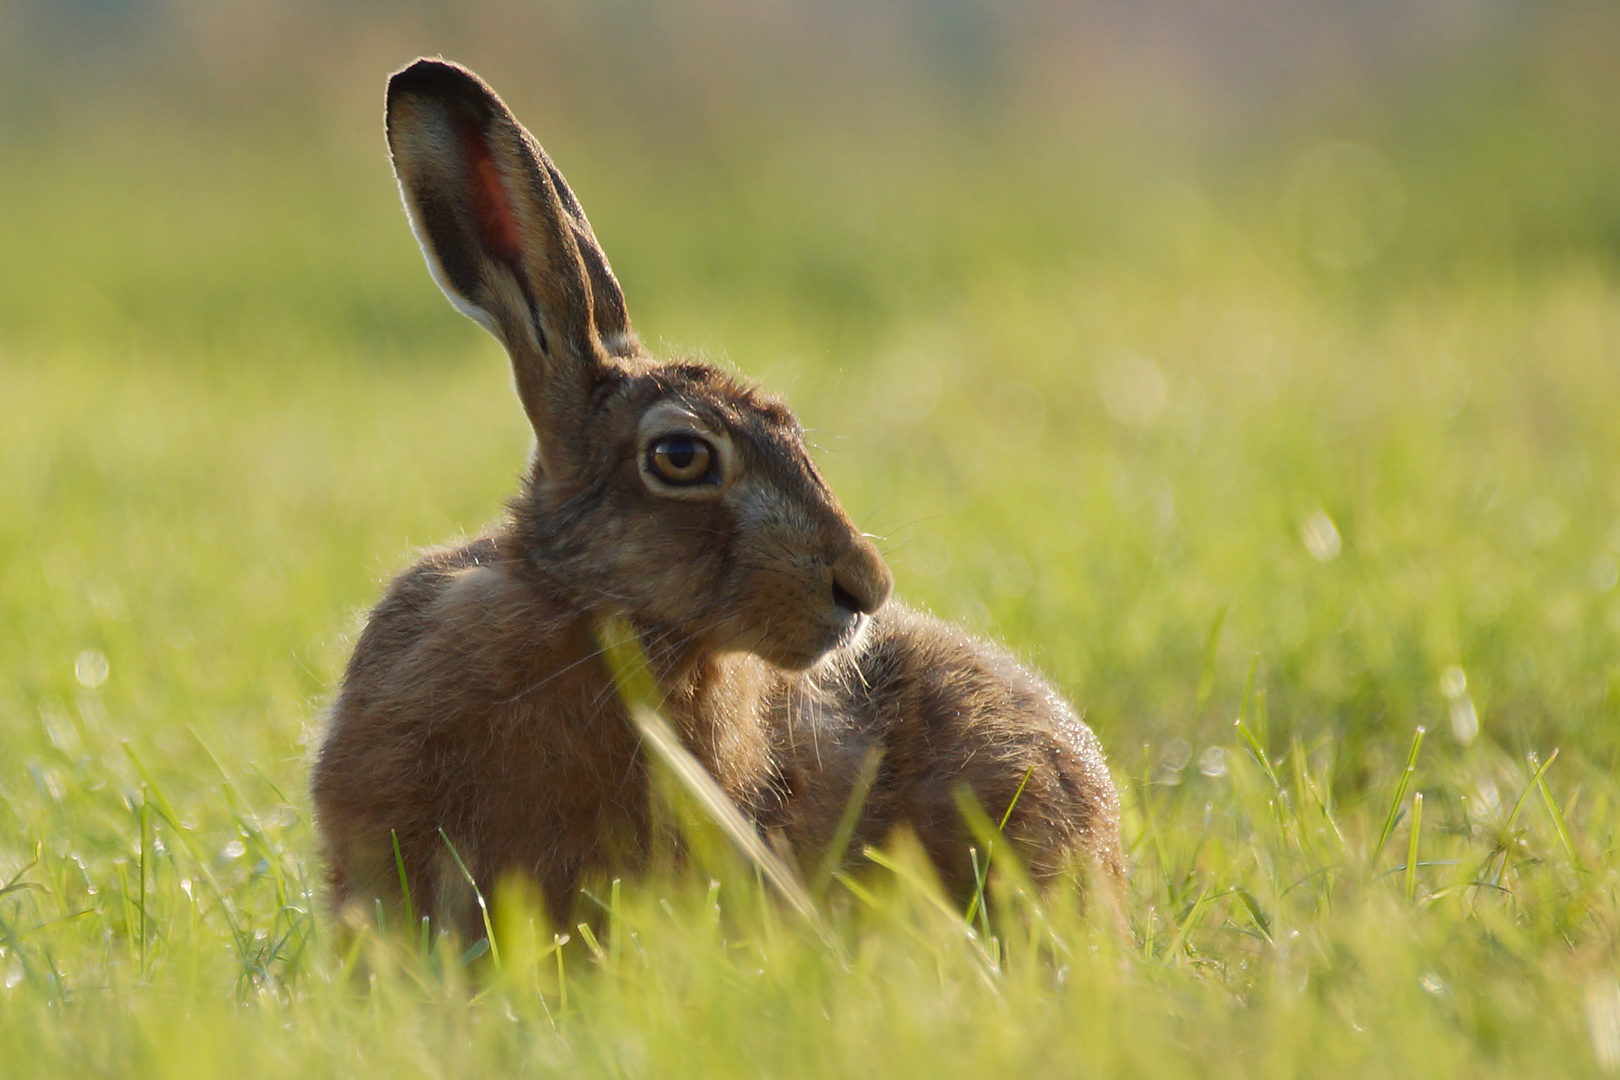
[312, 58, 1123, 939]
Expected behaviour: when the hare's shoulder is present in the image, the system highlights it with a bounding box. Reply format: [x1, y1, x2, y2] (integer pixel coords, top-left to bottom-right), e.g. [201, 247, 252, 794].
[335, 535, 578, 720]
[343, 536, 497, 677]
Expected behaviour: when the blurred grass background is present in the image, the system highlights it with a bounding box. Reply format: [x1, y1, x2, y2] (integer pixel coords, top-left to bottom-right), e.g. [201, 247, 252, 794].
[4, 1, 1620, 1075]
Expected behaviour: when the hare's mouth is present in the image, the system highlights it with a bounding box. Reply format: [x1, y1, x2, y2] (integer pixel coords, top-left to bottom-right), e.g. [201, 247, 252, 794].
[764, 611, 868, 672]
[830, 609, 869, 651]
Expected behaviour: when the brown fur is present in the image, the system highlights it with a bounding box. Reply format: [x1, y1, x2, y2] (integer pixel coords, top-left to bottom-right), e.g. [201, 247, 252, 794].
[312, 59, 1123, 939]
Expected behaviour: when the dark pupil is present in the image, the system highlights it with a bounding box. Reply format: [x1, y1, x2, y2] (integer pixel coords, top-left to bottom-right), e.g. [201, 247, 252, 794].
[663, 438, 696, 470]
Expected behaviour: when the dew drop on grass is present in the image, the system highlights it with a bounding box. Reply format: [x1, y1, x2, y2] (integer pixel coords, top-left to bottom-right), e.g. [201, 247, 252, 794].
[221, 840, 246, 860]
[269, 806, 300, 829]
[74, 649, 109, 689]
[1300, 511, 1341, 563]
[1439, 666, 1467, 699]
[1440, 666, 1480, 744]
[1161, 739, 1192, 773]
[1198, 746, 1228, 778]
[1449, 696, 1479, 745]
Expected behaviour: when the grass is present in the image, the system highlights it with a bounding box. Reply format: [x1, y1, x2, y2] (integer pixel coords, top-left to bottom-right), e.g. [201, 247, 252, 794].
[4, 90, 1620, 1076]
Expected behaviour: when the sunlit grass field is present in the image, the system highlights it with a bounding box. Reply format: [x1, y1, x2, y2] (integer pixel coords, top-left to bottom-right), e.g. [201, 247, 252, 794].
[4, 84, 1620, 1075]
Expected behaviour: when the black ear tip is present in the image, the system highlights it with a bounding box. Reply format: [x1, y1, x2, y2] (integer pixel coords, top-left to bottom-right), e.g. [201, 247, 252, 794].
[387, 58, 499, 116]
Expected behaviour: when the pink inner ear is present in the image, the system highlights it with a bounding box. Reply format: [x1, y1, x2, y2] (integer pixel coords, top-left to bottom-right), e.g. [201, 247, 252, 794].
[460, 124, 524, 269]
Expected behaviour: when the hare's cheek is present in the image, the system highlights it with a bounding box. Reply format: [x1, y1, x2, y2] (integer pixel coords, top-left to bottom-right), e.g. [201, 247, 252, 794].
[599, 532, 716, 625]
[720, 566, 846, 668]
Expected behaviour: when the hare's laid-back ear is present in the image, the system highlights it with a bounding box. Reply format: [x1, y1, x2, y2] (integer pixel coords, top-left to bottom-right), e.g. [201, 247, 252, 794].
[385, 59, 640, 473]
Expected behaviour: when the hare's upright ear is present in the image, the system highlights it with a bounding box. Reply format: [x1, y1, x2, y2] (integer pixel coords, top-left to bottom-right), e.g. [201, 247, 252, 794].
[385, 59, 640, 478]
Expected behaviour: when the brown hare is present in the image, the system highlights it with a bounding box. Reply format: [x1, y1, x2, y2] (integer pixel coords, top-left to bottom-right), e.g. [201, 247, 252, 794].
[312, 58, 1123, 939]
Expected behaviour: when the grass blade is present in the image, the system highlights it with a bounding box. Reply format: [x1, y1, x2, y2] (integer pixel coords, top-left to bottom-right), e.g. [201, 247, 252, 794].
[594, 616, 836, 951]
[437, 829, 500, 969]
[390, 830, 415, 936]
[138, 792, 149, 973]
[1530, 750, 1579, 865]
[1404, 792, 1423, 902]
[1165, 879, 1215, 959]
[811, 744, 884, 899]
[1371, 726, 1426, 865]
[629, 701, 831, 944]
[1233, 655, 1283, 791]
[958, 766, 1037, 927]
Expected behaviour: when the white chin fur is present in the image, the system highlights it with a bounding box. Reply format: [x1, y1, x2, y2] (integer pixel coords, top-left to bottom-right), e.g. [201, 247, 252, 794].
[808, 612, 871, 673]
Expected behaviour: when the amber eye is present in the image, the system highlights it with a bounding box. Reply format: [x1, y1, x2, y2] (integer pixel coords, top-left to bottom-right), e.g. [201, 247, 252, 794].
[648, 435, 715, 485]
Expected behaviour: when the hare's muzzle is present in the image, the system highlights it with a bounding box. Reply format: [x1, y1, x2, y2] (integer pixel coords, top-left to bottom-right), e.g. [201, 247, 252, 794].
[830, 536, 892, 620]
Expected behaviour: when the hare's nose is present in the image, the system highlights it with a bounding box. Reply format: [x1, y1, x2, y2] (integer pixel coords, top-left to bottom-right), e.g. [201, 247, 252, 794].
[831, 537, 892, 616]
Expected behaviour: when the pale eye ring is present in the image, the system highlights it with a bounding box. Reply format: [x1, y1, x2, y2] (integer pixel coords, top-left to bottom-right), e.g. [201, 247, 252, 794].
[648, 434, 715, 485]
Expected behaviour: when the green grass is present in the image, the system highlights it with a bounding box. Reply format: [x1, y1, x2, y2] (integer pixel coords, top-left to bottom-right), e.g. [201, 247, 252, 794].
[4, 100, 1620, 1076]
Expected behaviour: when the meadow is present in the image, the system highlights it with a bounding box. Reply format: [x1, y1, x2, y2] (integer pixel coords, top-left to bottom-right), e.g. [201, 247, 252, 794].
[4, 12, 1620, 1074]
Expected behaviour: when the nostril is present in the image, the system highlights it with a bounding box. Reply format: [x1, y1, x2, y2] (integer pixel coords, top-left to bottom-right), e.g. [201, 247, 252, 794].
[830, 537, 892, 617]
[831, 580, 864, 616]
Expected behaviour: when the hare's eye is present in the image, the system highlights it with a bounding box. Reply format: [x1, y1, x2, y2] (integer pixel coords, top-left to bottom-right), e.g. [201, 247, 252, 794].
[649, 435, 715, 485]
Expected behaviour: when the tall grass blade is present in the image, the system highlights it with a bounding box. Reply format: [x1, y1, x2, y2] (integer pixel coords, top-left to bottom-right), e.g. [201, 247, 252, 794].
[138, 791, 149, 973]
[811, 745, 884, 899]
[999, 767, 1036, 832]
[1404, 792, 1423, 902]
[594, 616, 835, 950]
[1238, 653, 1260, 726]
[1234, 655, 1282, 790]
[952, 785, 1037, 906]
[390, 830, 415, 936]
[122, 744, 248, 949]
[1505, 749, 1559, 835]
[1371, 726, 1426, 865]
[1530, 750, 1579, 865]
[958, 766, 1037, 927]
[437, 829, 500, 969]
[1166, 879, 1215, 959]
[0, 843, 46, 899]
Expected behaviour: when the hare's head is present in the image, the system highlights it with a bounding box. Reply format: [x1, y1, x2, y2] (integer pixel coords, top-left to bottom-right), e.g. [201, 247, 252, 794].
[385, 59, 890, 670]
